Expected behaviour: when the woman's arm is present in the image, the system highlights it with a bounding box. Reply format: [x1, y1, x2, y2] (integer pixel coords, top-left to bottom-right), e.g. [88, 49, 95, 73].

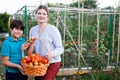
[27, 44, 34, 55]
[27, 36, 37, 55]
[47, 27, 64, 58]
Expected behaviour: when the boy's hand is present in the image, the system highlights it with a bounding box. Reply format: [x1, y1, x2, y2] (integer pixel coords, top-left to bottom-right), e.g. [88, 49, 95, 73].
[21, 42, 30, 51]
[17, 65, 26, 75]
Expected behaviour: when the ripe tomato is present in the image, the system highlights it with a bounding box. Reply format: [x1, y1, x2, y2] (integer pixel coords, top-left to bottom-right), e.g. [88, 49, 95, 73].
[31, 57, 37, 63]
[35, 54, 41, 61]
[29, 54, 35, 58]
[25, 57, 31, 63]
[21, 58, 26, 63]
[41, 57, 48, 64]
[38, 61, 44, 66]
[35, 54, 41, 58]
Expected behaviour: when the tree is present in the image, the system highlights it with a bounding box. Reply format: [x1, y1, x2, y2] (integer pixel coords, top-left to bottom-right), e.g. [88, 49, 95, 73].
[69, 0, 97, 9]
[0, 13, 10, 33]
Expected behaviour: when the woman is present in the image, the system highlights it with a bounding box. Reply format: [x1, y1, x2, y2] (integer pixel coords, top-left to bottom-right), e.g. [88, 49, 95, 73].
[28, 5, 64, 80]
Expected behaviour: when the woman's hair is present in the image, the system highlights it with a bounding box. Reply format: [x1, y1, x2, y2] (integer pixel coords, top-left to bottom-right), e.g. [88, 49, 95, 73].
[35, 5, 49, 16]
[10, 19, 24, 31]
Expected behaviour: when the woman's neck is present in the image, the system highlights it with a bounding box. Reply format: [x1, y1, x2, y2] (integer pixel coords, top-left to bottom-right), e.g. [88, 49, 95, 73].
[38, 23, 48, 35]
[38, 23, 48, 29]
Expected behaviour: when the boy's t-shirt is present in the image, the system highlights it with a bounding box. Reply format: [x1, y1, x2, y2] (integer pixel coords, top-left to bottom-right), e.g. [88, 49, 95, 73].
[1, 36, 26, 73]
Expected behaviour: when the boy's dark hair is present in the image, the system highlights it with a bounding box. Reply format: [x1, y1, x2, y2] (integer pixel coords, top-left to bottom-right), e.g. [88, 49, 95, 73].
[10, 19, 24, 31]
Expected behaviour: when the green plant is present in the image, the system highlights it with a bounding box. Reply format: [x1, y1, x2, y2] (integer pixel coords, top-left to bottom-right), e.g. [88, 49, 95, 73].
[89, 54, 107, 72]
[114, 66, 120, 80]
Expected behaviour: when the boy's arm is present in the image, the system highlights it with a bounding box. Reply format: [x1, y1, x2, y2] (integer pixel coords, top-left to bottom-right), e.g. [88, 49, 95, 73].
[2, 56, 25, 74]
[2, 56, 20, 68]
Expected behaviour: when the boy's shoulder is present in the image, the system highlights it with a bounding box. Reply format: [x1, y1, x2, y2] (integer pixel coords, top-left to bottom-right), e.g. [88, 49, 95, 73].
[3, 36, 25, 43]
[2, 37, 11, 46]
[3, 36, 11, 42]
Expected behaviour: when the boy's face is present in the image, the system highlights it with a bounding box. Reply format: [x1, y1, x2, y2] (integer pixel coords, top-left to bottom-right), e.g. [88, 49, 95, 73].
[10, 27, 23, 39]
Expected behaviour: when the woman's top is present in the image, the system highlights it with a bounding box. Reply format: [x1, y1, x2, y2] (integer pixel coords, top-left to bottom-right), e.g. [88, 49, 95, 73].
[29, 24, 64, 63]
[1, 36, 26, 73]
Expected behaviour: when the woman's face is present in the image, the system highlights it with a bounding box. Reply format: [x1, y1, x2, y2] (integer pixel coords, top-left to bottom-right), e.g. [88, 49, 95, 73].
[35, 9, 48, 24]
[10, 28, 23, 40]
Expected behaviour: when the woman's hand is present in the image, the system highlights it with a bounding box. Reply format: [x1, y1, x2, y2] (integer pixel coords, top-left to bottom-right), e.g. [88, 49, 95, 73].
[46, 52, 53, 59]
[28, 36, 37, 44]
[22, 36, 37, 51]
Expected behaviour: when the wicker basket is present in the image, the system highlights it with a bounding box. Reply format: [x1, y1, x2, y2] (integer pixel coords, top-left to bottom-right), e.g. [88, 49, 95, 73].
[21, 62, 49, 76]
[21, 38, 50, 76]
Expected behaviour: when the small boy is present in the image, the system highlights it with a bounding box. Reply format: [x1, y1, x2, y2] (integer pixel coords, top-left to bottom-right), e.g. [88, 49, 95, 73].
[1, 19, 29, 80]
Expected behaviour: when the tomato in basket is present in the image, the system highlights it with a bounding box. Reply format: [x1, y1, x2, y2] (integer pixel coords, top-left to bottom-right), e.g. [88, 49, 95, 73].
[28, 53, 35, 58]
[21, 58, 26, 63]
[41, 57, 49, 64]
[29, 62, 33, 66]
[35, 54, 42, 61]
[21, 53, 49, 67]
[24, 56, 31, 63]
[34, 61, 39, 66]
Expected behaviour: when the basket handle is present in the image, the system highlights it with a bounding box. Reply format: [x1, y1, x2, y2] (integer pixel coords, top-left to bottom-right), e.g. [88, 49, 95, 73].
[36, 38, 50, 53]
[22, 38, 50, 58]
[22, 50, 24, 58]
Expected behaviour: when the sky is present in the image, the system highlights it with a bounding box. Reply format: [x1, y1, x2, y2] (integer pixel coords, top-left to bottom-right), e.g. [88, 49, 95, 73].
[0, 0, 119, 14]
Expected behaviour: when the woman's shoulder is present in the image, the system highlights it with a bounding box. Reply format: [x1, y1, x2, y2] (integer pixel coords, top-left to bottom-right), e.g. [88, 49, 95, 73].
[48, 24, 58, 30]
